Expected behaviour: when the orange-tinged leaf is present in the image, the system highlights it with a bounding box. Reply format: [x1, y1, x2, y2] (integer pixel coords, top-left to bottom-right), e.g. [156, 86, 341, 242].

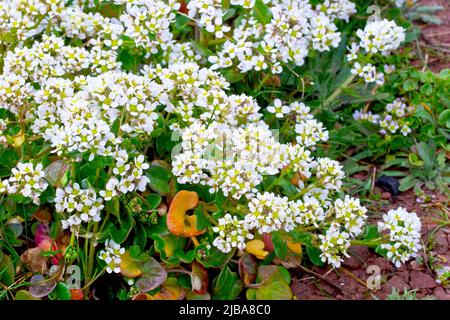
[286, 239, 302, 255]
[167, 190, 206, 237]
[145, 280, 186, 300]
[119, 251, 143, 278]
[246, 240, 269, 260]
[33, 209, 52, 223]
[70, 289, 84, 300]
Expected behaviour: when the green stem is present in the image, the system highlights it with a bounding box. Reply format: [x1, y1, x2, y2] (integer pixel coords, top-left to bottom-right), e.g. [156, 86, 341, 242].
[321, 73, 356, 111]
[83, 221, 99, 298]
[350, 237, 383, 247]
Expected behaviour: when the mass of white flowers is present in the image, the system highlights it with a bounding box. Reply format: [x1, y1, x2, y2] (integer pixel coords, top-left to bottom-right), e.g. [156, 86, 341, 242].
[0, 162, 48, 205]
[378, 207, 422, 267]
[0, 0, 420, 271]
[347, 17, 405, 85]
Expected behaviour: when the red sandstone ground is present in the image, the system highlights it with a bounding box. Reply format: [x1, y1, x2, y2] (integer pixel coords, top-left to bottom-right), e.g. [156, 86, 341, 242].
[290, 2, 450, 300]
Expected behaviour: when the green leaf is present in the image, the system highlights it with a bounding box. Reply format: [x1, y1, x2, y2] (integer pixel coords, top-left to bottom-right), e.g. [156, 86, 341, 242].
[438, 109, 450, 128]
[15, 290, 40, 300]
[420, 82, 433, 96]
[306, 245, 324, 266]
[0, 254, 15, 286]
[255, 280, 292, 300]
[198, 246, 235, 268]
[145, 165, 172, 196]
[146, 194, 162, 210]
[109, 211, 134, 244]
[363, 225, 380, 241]
[53, 283, 71, 300]
[399, 175, 419, 192]
[272, 232, 288, 259]
[253, 0, 272, 24]
[403, 79, 418, 92]
[212, 265, 242, 300]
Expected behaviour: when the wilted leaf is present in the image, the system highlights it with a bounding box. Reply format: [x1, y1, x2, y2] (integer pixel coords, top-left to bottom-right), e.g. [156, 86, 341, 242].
[29, 274, 57, 298]
[238, 253, 257, 285]
[186, 291, 211, 300]
[191, 261, 208, 294]
[145, 279, 186, 300]
[20, 247, 48, 274]
[44, 160, 70, 187]
[70, 288, 84, 300]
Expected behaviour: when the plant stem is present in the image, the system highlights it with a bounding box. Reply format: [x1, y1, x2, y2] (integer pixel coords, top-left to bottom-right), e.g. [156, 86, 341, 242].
[83, 221, 99, 298]
[321, 73, 356, 110]
[350, 237, 383, 247]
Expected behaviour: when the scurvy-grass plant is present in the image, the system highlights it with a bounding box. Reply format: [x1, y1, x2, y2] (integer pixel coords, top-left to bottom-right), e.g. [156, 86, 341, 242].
[0, 0, 431, 300]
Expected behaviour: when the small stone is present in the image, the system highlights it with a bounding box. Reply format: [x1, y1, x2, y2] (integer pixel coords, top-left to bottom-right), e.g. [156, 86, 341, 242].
[410, 261, 424, 271]
[435, 232, 448, 248]
[367, 257, 392, 273]
[433, 287, 450, 300]
[383, 276, 410, 294]
[342, 256, 361, 269]
[381, 192, 391, 200]
[343, 246, 368, 269]
[409, 271, 437, 289]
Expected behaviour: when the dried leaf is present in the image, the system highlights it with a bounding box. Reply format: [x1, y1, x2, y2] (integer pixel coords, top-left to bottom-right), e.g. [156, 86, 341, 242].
[191, 261, 208, 294]
[238, 253, 257, 285]
[20, 247, 48, 274]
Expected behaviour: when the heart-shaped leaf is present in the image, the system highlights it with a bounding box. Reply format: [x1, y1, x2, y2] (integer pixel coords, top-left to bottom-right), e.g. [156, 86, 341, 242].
[29, 274, 57, 298]
[136, 258, 167, 292]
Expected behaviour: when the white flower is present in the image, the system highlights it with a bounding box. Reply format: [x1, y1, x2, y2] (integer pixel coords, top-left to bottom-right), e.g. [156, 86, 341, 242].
[213, 214, 254, 253]
[378, 207, 422, 267]
[99, 239, 125, 273]
[267, 99, 290, 118]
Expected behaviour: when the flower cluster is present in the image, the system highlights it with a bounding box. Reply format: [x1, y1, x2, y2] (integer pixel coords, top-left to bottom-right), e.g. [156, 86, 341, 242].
[318, 222, 351, 268]
[0, 162, 48, 205]
[212, 214, 254, 253]
[99, 239, 125, 274]
[378, 207, 422, 267]
[55, 184, 104, 230]
[353, 98, 415, 136]
[207, 0, 354, 74]
[347, 18, 405, 85]
[100, 153, 150, 200]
